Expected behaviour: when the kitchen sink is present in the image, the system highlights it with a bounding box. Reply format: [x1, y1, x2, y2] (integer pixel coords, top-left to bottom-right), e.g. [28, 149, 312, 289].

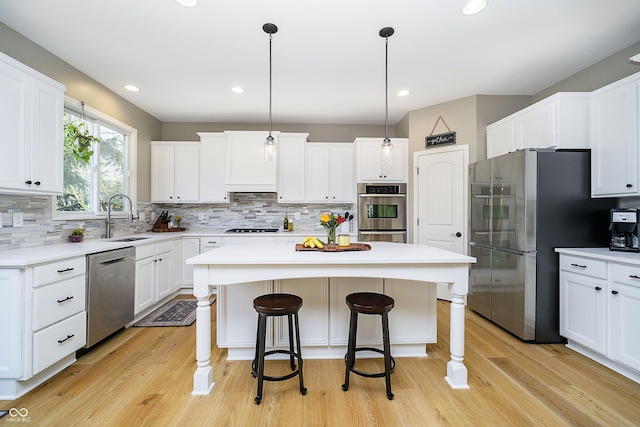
[109, 237, 150, 242]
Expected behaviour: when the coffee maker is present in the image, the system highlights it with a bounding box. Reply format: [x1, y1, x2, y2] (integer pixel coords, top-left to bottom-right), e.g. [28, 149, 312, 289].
[610, 208, 640, 252]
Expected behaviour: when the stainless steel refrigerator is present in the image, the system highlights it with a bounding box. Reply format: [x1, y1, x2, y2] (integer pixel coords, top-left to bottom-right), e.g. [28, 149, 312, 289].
[468, 149, 614, 343]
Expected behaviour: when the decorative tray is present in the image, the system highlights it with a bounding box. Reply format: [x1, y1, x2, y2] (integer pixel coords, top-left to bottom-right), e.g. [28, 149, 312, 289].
[295, 243, 371, 252]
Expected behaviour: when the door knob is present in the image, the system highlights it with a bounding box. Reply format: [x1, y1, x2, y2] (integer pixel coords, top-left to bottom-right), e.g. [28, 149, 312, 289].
[450, 232, 462, 238]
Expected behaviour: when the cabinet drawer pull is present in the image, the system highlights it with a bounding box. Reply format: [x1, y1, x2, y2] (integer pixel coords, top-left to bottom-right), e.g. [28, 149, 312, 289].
[595, 287, 601, 291]
[629, 275, 640, 280]
[611, 290, 619, 295]
[34, 181, 41, 185]
[570, 263, 587, 269]
[25, 180, 32, 185]
[57, 296, 74, 303]
[57, 267, 74, 273]
[627, 184, 633, 188]
[58, 334, 75, 344]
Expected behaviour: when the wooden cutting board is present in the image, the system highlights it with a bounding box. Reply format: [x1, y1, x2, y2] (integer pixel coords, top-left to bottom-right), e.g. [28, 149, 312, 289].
[295, 243, 371, 252]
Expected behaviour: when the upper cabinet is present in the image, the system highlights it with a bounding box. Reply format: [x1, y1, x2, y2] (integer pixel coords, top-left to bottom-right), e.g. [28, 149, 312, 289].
[590, 72, 640, 197]
[225, 131, 277, 192]
[486, 93, 590, 159]
[0, 52, 65, 195]
[306, 143, 354, 203]
[355, 137, 408, 182]
[198, 132, 229, 203]
[151, 141, 200, 203]
[277, 133, 309, 203]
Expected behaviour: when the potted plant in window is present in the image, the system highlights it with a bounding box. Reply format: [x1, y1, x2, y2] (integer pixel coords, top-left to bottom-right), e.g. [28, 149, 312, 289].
[64, 122, 101, 164]
[69, 228, 85, 243]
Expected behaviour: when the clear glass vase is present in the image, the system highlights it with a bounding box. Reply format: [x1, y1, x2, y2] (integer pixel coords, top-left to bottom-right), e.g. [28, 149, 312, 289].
[326, 227, 336, 246]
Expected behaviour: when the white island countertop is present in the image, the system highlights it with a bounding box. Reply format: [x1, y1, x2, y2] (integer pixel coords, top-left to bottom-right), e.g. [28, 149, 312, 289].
[188, 241, 476, 394]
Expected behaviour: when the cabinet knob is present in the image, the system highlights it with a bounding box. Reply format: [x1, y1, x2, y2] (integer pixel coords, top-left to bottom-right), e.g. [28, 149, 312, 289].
[627, 184, 633, 188]
[611, 290, 619, 295]
[25, 180, 32, 185]
[595, 286, 601, 291]
[34, 181, 41, 185]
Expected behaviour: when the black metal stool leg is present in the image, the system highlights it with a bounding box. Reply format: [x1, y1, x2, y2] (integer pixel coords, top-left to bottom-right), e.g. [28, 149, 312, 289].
[294, 311, 307, 395]
[254, 313, 267, 404]
[288, 313, 296, 371]
[382, 312, 394, 400]
[342, 309, 358, 391]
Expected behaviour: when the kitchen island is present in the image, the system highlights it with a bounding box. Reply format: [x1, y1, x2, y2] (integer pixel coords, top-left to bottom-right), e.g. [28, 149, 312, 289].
[187, 241, 476, 395]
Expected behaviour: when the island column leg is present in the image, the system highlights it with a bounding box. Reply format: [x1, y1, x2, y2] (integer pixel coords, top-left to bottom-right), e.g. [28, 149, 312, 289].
[192, 265, 214, 395]
[445, 290, 469, 389]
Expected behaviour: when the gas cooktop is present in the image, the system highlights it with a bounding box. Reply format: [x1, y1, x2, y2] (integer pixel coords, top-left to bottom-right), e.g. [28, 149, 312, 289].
[225, 228, 279, 233]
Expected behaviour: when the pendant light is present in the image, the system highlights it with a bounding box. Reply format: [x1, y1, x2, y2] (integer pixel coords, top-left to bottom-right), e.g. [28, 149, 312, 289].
[263, 23, 278, 162]
[380, 27, 394, 165]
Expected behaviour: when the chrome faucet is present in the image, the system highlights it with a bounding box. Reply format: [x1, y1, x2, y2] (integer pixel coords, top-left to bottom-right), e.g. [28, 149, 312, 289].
[106, 194, 135, 238]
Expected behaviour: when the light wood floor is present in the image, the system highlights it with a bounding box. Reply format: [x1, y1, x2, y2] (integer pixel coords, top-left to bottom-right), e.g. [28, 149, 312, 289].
[3, 299, 640, 426]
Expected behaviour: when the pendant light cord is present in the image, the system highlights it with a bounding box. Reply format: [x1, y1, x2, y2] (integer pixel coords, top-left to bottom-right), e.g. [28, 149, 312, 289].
[384, 36, 389, 141]
[268, 33, 273, 137]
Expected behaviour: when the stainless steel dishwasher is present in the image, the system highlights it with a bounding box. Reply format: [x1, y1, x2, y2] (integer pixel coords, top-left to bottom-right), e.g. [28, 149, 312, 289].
[85, 247, 135, 348]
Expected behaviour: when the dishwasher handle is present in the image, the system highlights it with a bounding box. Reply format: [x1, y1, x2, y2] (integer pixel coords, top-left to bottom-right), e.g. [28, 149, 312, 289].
[99, 256, 129, 265]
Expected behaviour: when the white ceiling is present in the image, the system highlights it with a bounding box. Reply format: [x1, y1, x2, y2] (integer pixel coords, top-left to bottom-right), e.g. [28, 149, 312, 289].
[1, 0, 640, 125]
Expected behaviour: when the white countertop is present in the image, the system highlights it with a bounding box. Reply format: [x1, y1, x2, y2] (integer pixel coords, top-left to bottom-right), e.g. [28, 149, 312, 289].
[0, 229, 356, 268]
[555, 247, 640, 265]
[188, 241, 476, 266]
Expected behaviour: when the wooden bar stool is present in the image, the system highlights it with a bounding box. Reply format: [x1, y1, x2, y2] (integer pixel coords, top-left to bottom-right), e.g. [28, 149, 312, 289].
[251, 293, 307, 405]
[341, 292, 396, 400]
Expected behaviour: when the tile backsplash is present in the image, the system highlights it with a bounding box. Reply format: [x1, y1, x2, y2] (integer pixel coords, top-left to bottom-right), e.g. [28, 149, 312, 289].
[0, 193, 353, 251]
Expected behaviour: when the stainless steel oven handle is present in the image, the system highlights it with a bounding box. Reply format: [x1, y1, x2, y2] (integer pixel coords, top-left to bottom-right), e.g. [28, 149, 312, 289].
[358, 194, 406, 198]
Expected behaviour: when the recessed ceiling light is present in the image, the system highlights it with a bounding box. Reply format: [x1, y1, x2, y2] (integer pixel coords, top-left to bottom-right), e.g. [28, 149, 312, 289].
[176, 0, 197, 7]
[231, 86, 245, 94]
[462, 0, 487, 15]
[124, 84, 139, 92]
[397, 90, 410, 97]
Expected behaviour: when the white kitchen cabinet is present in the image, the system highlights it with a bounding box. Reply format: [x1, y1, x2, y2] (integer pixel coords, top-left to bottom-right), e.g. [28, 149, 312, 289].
[217, 281, 273, 352]
[384, 279, 437, 345]
[180, 237, 201, 287]
[486, 93, 590, 159]
[198, 132, 229, 203]
[486, 120, 516, 159]
[1, 256, 87, 399]
[355, 137, 408, 182]
[171, 238, 181, 293]
[225, 131, 278, 192]
[274, 278, 329, 346]
[559, 256, 608, 354]
[329, 277, 384, 346]
[306, 142, 354, 203]
[0, 52, 64, 195]
[590, 72, 640, 197]
[557, 250, 640, 383]
[0, 269, 23, 379]
[609, 264, 640, 372]
[277, 133, 309, 203]
[151, 141, 200, 203]
[134, 241, 174, 315]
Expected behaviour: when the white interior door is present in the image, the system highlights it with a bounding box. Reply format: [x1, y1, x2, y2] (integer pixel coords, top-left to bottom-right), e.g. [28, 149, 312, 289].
[414, 145, 468, 300]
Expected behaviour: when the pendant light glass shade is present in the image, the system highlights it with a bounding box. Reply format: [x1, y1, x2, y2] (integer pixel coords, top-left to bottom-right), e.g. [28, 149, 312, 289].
[263, 23, 278, 163]
[380, 27, 394, 165]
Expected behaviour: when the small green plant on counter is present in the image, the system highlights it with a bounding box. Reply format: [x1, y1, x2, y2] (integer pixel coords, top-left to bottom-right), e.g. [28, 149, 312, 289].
[71, 228, 85, 236]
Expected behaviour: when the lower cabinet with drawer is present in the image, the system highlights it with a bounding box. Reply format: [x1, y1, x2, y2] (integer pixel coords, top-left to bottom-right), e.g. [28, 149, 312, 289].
[0, 255, 87, 400]
[558, 250, 640, 383]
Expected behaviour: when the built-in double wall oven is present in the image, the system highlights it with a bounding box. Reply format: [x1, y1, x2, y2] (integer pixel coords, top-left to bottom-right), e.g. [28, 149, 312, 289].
[357, 183, 407, 243]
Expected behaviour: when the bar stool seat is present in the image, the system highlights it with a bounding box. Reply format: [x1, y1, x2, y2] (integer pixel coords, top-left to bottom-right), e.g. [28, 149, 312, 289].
[342, 292, 396, 400]
[251, 293, 306, 405]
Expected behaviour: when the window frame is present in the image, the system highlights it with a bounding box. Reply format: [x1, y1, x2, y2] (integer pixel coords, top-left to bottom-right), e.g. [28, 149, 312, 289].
[52, 96, 137, 221]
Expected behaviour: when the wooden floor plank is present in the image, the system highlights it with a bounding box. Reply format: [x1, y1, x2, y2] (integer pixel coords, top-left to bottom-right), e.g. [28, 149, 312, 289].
[3, 299, 640, 426]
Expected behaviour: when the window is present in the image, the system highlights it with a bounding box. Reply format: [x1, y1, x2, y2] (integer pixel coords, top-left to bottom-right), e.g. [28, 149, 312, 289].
[55, 99, 137, 219]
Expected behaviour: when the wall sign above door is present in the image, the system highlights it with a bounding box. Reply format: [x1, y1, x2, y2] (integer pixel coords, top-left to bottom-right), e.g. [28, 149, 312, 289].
[425, 116, 456, 148]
